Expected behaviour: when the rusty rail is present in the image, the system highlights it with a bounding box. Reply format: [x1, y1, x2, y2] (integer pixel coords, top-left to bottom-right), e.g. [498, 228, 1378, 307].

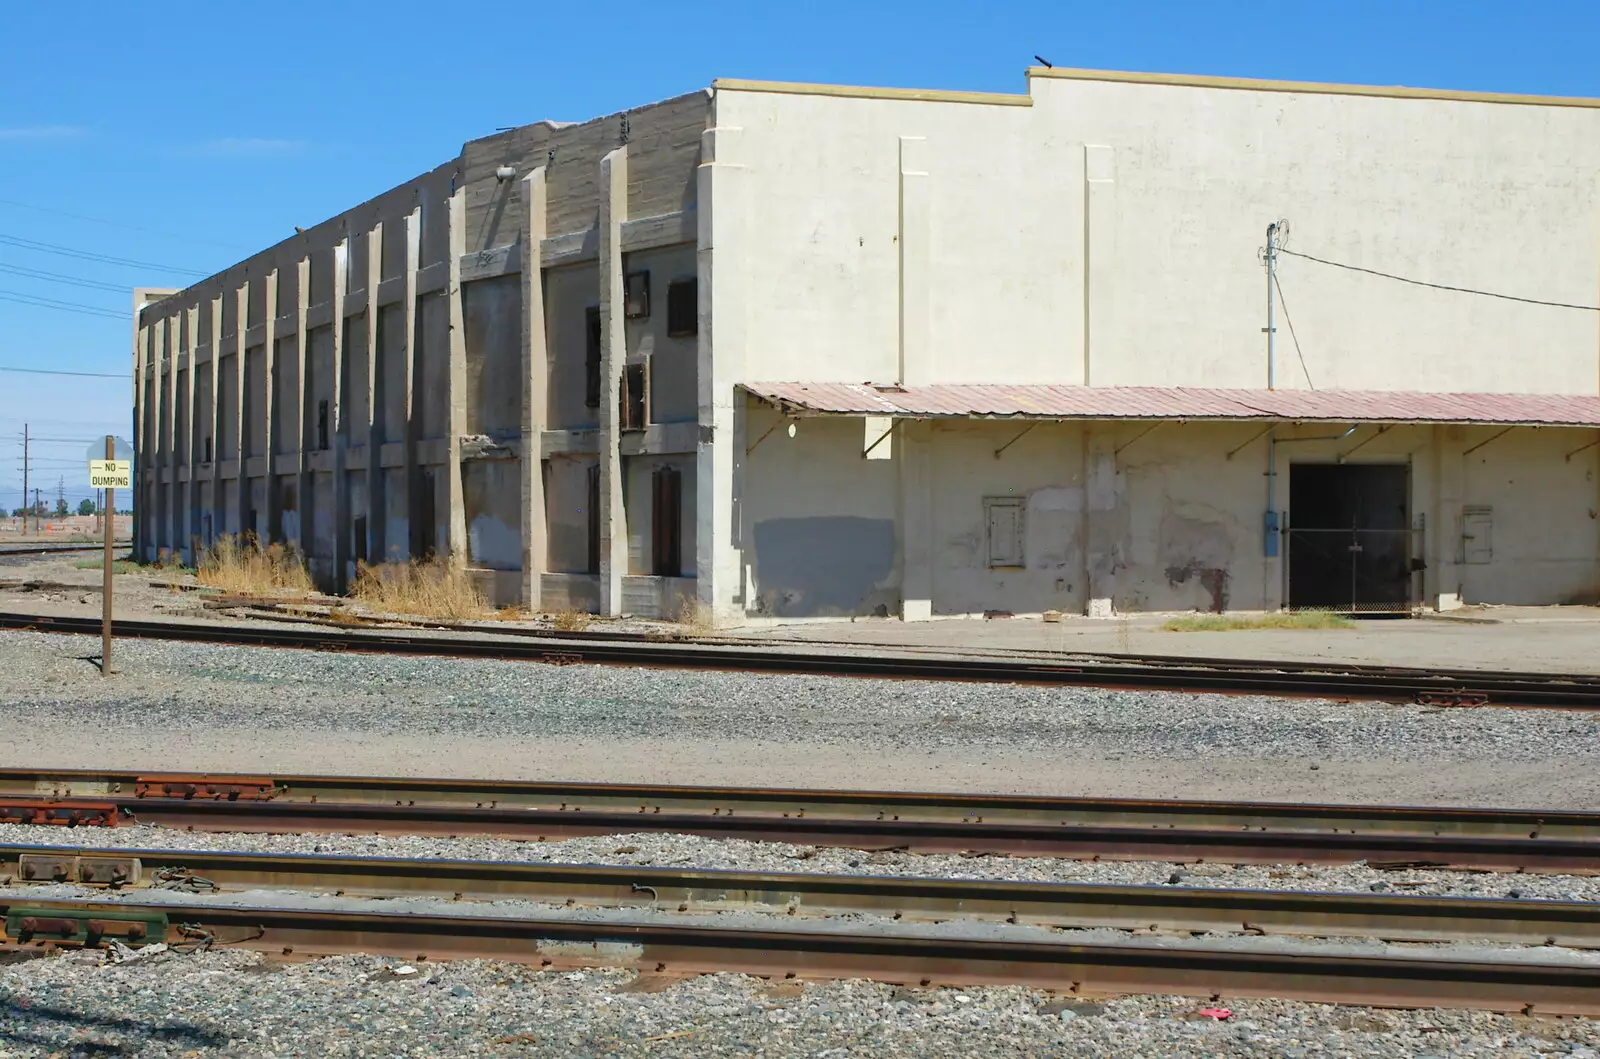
[3, 842, 1597, 948]
[4, 895, 1599, 1015]
[2, 611, 1599, 707]
[2, 767, 1599, 869]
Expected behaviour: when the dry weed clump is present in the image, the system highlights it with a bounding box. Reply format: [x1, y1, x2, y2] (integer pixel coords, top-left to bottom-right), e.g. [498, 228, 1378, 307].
[196, 534, 313, 597]
[674, 596, 715, 636]
[351, 558, 487, 620]
[551, 608, 591, 632]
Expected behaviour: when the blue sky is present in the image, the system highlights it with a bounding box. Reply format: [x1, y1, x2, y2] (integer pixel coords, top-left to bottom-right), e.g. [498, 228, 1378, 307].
[1, 0, 1596, 508]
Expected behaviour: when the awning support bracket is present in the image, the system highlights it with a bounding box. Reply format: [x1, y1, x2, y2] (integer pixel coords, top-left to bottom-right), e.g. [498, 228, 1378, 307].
[862, 419, 896, 459]
[745, 416, 792, 456]
[1337, 425, 1390, 463]
[1463, 425, 1516, 457]
[1114, 422, 1164, 456]
[1226, 424, 1275, 461]
[1565, 432, 1600, 462]
[993, 423, 1038, 459]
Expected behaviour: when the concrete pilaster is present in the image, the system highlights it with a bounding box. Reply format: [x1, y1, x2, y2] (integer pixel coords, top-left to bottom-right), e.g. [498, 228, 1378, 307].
[363, 223, 384, 565]
[1429, 424, 1467, 609]
[445, 190, 468, 565]
[152, 319, 168, 559]
[898, 419, 933, 620]
[401, 207, 420, 558]
[1082, 426, 1120, 617]
[231, 284, 247, 539]
[292, 256, 310, 555]
[260, 269, 279, 543]
[897, 136, 929, 387]
[131, 322, 147, 558]
[598, 146, 629, 616]
[519, 167, 550, 611]
[181, 305, 198, 563]
[330, 238, 350, 590]
[207, 294, 223, 551]
[696, 124, 748, 627]
[1082, 145, 1115, 386]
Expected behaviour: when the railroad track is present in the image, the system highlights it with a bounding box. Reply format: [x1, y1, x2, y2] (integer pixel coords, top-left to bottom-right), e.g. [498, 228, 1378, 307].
[4, 842, 1594, 949]
[3, 769, 1597, 871]
[3, 891, 1598, 1015]
[2, 611, 1599, 707]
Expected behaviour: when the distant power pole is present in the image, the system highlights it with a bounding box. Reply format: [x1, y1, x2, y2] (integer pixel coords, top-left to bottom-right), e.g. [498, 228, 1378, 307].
[56, 475, 64, 517]
[20, 423, 27, 534]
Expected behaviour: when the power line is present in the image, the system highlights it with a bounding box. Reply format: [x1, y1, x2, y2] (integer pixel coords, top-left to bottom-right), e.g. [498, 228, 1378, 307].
[0, 289, 126, 320]
[0, 365, 124, 379]
[1278, 247, 1600, 312]
[0, 195, 250, 251]
[1270, 271, 1315, 390]
[0, 232, 208, 277]
[0, 262, 129, 293]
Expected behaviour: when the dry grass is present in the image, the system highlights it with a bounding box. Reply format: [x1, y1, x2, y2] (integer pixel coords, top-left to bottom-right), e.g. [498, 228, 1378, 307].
[195, 534, 312, 597]
[350, 558, 486, 620]
[551, 608, 591, 632]
[674, 596, 715, 636]
[1162, 611, 1356, 633]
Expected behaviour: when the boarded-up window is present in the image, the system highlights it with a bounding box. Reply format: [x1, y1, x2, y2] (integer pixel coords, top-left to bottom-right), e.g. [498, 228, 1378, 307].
[586, 464, 601, 576]
[985, 497, 1025, 568]
[620, 362, 647, 431]
[666, 278, 697, 337]
[652, 466, 682, 577]
[584, 307, 601, 409]
[1463, 505, 1493, 564]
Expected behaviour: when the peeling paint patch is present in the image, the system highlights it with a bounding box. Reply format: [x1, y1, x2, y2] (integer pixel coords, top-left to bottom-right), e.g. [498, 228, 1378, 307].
[1161, 505, 1236, 612]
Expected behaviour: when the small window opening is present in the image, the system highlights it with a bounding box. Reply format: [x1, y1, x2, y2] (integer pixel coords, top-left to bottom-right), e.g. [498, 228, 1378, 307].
[316, 399, 330, 450]
[202, 437, 212, 463]
[666, 278, 697, 337]
[652, 465, 682, 577]
[624, 271, 650, 319]
[584, 307, 601, 409]
[353, 515, 368, 564]
[620, 362, 647, 431]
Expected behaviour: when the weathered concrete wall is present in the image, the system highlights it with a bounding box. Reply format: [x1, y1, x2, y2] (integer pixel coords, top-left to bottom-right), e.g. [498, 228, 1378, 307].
[462, 275, 521, 437]
[739, 404, 900, 617]
[544, 263, 600, 431]
[463, 458, 522, 571]
[544, 455, 594, 573]
[623, 243, 697, 424]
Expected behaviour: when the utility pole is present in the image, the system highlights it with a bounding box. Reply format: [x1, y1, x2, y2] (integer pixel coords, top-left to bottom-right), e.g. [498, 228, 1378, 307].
[1264, 221, 1279, 391]
[20, 423, 28, 535]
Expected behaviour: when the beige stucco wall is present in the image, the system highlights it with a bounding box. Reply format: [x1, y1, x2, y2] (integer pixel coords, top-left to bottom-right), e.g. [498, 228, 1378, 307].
[711, 74, 1600, 394]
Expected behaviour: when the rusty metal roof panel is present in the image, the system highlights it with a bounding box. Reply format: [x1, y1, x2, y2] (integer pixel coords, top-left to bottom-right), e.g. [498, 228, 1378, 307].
[742, 382, 1600, 427]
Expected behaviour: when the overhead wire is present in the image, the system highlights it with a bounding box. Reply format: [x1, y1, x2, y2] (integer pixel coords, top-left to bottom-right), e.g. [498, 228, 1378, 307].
[0, 232, 208, 276]
[0, 262, 129, 293]
[0, 196, 250, 251]
[0, 290, 125, 319]
[1270, 270, 1315, 390]
[1277, 247, 1599, 312]
[0, 365, 124, 379]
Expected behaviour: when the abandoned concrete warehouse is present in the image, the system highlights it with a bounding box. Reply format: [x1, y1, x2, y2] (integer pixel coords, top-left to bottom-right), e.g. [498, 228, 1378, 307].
[132, 66, 1600, 624]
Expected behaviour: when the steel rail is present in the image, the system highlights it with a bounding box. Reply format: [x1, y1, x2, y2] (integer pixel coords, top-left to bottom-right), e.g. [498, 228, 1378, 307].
[7, 767, 1600, 840]
[94, 799, 1600, 871]
[4, 895, 1598, 1014]
[4, 843, 1596, 949]
[0, 611, 1596, 707]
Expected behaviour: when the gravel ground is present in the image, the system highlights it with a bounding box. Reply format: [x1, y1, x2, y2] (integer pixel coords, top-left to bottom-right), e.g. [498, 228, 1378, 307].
[0, 947, 1595, 1058]
[2, 823, 1597, 902]
[0, 628, 1597, 805]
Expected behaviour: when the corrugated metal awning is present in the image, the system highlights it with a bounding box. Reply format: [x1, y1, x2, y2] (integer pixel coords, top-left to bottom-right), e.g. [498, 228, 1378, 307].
[741, 382, 1600, 428]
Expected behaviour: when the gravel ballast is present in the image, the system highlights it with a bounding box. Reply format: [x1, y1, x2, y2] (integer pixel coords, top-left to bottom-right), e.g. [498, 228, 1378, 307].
[0, 628, 1596, 804]
[2, 823, 1597, 902]
[0, 948, 1595, 1058]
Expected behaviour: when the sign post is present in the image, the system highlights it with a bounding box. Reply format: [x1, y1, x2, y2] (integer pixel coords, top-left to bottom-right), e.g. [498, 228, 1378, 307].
[87, 439, 132, 677]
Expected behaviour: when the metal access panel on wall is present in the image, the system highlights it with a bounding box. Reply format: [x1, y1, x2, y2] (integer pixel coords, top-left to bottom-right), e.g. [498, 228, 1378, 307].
[1462, 505, 1494, 565]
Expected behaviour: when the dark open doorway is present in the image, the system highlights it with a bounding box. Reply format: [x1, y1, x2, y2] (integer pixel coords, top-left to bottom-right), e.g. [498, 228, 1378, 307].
[1288, 464, 1413, 611]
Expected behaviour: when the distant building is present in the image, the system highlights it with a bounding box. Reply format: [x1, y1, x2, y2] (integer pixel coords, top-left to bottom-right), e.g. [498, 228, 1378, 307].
[132, 66, 1600, 622]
